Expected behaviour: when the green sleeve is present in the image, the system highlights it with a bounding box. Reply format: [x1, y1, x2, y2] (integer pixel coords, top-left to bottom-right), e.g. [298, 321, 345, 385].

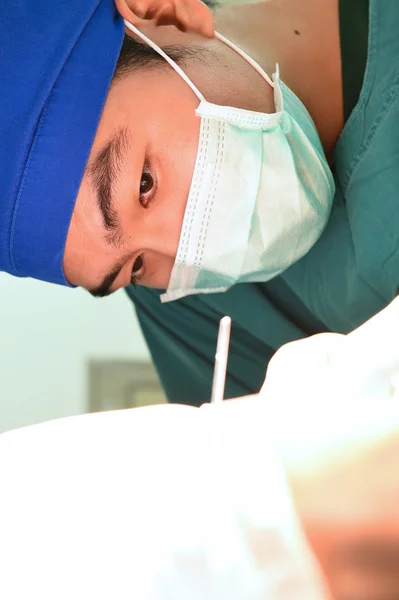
[126, 286, 273, 406]
[339, 0, 369, 122]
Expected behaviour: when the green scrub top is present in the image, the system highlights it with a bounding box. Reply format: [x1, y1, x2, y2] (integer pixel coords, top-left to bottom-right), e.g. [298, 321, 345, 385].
[127, 0, 398, 406]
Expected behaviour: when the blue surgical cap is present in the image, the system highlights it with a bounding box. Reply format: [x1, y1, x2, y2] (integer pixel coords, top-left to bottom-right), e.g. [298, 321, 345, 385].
[0, 0, 124, 285]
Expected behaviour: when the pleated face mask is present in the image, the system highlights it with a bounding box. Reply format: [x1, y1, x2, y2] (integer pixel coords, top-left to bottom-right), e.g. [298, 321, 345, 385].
[124, 22, 335, 303]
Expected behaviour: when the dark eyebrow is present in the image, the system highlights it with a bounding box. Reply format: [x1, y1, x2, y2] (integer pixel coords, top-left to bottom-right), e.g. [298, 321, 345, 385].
[87, 261, 125, 298]
[87, 127, 130, 248]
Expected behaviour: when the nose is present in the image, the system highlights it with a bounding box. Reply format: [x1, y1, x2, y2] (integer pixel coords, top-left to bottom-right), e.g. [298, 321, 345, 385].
[138, 210, 184, 262]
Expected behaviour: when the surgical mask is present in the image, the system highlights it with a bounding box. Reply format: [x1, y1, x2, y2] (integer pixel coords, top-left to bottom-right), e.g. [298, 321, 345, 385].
[124, 22, 335, 303]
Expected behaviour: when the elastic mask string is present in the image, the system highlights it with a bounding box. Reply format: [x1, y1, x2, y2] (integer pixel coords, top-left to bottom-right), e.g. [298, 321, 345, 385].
[123, 21, 278, 102]
[214, 31, 276, 89]
[124, 20, 205, 102]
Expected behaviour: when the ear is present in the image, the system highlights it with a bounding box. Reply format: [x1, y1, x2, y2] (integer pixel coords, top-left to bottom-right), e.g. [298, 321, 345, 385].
[115, 0, 144, 24]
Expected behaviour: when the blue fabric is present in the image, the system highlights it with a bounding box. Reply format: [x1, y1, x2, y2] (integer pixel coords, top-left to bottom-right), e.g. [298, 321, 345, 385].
[0, 0, 124, 284]
[127, 0, 399, 405]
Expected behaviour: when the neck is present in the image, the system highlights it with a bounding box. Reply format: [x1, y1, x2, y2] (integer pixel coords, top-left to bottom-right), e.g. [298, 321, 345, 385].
[214, 0, 344, 158]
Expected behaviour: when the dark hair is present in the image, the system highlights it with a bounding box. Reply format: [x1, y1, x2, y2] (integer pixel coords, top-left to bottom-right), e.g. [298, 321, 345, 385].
[113, 38, 202, 80]
[113, 0, 218, 80]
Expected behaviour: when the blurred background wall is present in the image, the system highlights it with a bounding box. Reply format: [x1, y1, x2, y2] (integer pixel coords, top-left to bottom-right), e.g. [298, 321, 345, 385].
[0, 274, 150, 433]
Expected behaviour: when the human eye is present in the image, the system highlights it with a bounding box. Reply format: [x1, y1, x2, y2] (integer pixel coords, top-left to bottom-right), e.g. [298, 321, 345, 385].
[139, 159, 157, 208]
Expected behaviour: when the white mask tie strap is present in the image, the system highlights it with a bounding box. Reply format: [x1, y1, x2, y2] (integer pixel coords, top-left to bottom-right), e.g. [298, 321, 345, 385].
[124, 20, 205, 102]
[214, 31, 276, 89]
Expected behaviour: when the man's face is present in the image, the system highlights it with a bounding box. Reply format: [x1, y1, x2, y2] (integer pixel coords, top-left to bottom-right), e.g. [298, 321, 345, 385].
[63, 59, 200, 297]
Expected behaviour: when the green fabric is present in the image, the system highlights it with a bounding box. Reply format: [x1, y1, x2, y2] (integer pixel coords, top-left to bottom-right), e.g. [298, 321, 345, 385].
[339, 0, 369, 121]
[127, 0, 399, 406]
